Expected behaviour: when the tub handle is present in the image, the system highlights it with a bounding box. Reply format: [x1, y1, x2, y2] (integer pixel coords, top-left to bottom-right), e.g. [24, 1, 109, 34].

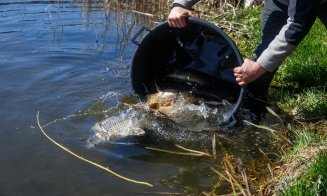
[131, 26, 151, 46]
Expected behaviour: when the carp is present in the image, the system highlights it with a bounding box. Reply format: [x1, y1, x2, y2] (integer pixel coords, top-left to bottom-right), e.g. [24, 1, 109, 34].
[87, 109, 148, 147]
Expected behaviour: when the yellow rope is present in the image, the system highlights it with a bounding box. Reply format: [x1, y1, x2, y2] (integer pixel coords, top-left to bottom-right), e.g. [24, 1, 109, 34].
[36, 111, 153, 187]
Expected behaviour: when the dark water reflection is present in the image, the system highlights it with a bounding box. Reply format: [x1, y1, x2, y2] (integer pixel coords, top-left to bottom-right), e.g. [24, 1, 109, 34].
[0, 0, 275, 195]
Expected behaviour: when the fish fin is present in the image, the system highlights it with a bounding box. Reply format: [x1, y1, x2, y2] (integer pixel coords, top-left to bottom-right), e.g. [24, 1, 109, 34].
[154, 81, 162, 93]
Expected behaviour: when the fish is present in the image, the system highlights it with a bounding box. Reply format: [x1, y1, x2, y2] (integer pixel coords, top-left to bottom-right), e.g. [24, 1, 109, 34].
[166, 69, 211, 87]
[87, 109, 148, 147]
[145, 91, 199, 118]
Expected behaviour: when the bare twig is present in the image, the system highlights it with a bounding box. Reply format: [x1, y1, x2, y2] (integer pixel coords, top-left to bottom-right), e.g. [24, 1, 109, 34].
[266, 106, 285, 130]
[132, 10, 154, 17]
[225, 170, 247, 196]
[145, 146, 211, 157]
[241, 169, 251, 196]
[258, 148, 272, 164]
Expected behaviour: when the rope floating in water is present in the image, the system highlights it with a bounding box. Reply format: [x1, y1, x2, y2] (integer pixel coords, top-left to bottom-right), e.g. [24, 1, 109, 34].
[36, 111, 153, 187]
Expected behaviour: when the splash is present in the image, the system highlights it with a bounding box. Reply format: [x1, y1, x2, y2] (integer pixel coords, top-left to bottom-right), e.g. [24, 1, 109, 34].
[88, 91, 234, 146]
[145, 91, 234, 131]
[99, 91, 120, 101]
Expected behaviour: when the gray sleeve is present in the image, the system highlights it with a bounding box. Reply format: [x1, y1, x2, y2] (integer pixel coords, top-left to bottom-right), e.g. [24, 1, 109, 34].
[257, 0, 322, 72]
[173, 0, 200, 9]
[256, 18, 296, 72]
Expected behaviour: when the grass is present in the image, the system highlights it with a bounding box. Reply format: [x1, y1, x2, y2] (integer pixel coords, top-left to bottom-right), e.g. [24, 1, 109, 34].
[281, 152, 327, 196]
[275, 122, 327, 195]
[277, 87, 327, 120]
[284, 127, 321, 160]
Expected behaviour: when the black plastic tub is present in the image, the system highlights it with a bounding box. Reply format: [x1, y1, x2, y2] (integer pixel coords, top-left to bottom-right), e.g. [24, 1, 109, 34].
[131, 17, 244, 126]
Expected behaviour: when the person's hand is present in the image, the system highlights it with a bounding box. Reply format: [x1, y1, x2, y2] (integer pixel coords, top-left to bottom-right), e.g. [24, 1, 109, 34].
[233, 58, 267, 86]
[168, 7, 192, 28]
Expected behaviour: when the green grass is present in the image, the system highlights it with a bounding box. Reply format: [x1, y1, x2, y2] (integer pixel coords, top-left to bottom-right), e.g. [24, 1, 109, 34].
[277, 87, 327, 120]
[281, 152, 327, 196]
[277, 124, 327, 196]
[283, 127, 321, 160]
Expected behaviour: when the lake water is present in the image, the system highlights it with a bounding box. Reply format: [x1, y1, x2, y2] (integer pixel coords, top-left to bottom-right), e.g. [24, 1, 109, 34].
[0, 0, 276, 195]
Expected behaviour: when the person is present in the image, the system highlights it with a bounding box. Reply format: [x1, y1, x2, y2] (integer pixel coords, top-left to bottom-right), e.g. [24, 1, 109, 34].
[168, 0, 327, 98]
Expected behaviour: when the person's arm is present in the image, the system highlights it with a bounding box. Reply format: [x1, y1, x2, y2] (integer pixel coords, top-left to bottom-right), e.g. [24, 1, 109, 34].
[173, 0, 200, 9]
[234, 0, 321, 86]
[168, 0, 200, 28]
[256, 0, 320, 72]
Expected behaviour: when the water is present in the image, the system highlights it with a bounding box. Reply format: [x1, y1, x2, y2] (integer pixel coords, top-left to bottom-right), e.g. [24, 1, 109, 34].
[0, 1, 277, 195]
